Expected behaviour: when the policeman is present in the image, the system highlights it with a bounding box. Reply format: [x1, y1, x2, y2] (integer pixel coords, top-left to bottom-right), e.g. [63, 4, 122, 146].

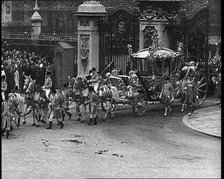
[43, 71, 52, 98]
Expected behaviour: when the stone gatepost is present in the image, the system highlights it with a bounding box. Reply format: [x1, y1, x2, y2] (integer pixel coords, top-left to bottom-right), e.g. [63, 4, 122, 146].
[75, 1, 107, 77]
[139, 7, 177, 50]
[31, 0, 42, 41]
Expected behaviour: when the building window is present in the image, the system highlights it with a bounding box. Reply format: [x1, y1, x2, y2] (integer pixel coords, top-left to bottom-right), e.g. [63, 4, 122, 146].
[6, 5, 10, 14]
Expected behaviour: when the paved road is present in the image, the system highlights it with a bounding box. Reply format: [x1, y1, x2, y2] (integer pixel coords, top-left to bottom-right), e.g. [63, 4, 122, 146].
[183, 105, 221, 138]
[2, 97, 221, 178]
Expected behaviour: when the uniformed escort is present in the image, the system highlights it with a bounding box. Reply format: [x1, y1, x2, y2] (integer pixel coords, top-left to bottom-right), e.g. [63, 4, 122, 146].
[90, 67, 99, 93]
[87, 86, 99, 125]
[1, 75, 7, 101]
[43, 71, 52, 98]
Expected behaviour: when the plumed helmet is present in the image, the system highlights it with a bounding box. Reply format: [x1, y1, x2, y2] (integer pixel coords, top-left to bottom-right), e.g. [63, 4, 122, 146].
[188, 61, 196, 66]
[106, 72, 111, 78]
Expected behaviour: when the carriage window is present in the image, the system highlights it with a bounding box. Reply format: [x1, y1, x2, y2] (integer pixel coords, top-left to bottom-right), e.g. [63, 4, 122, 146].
[133, 59, 151, 73]
[163, 59, 170, 75]
[170, 58, 177, 73]
[155, 59, 162, 74]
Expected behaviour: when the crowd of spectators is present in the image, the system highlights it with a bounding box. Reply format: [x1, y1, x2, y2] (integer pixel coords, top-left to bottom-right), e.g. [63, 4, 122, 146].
[1, 40, 54, 93]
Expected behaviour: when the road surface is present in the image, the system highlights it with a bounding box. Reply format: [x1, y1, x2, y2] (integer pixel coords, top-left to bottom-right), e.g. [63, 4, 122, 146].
[2, 99, 221, 178]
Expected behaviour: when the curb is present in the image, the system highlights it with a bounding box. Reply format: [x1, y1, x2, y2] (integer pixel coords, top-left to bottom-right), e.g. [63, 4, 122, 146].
[182, 106, 221, 138]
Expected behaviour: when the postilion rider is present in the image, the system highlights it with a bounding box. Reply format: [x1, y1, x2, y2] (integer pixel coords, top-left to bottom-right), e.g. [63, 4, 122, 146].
[90, 67, 99, 93]
[43, 71, 52, 98]
[1, 75, 7, 101]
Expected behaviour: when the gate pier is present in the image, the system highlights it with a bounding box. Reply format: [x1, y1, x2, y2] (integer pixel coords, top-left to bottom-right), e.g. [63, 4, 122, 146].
[75, 1, 107, 77]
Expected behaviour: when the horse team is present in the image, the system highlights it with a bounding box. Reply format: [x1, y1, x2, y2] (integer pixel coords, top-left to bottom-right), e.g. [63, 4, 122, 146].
[1, 64, 216, 139]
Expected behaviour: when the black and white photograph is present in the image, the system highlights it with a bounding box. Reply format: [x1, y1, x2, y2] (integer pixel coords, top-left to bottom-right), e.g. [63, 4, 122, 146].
[1, 0, 221, 178]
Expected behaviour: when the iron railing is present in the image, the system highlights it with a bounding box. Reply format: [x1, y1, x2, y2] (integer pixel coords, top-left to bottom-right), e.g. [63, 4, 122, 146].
[2, 32, 78, 43]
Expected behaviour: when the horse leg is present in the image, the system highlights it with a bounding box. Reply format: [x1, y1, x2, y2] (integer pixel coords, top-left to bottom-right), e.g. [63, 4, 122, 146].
[103, 101, 110, 121]
[76, 103, 81, 121]
[23, 105, 28, 124]
[6, 116, 11, 139]
[58, 108, 64, 129]
[36, 109, 40, 127]
[109, 101, 114, 118]
[80, 104, 87, 123]
[44, 106, 49, 123]
[32, 110, 36, 126]
[62, 108, 65, 121]
[65, 101, 72, 120]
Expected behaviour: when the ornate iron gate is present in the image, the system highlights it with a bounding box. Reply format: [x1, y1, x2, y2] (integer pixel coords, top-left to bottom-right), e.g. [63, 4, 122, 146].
[99, 10, 139, 75]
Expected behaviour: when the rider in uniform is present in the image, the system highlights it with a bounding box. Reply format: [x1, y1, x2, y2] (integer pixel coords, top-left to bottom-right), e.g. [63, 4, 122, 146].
[1, 75, 7, 101]
[43, 71, 52, 98]
[104, 72, 112, 86]
[90, 67, 99, 93]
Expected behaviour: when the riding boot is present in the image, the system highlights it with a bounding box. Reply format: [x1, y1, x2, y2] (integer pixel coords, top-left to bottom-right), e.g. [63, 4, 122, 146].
[181, 104, 185, 112]
[67, 112, 72, 120]
[77, 114, 81, 121]
[93, 118, 97, 125]
[191, 105, 195, 114]
[1, 128, 5, 136]
[6, 130, 10, 139]
[59, 121, 64, 129]
[88, 118, 93, 125]
[164, 108, 168, 117]
[168, 106, 172, 113]
[62, 114, 65, 121]
[46, 121, 52, 129]
[17, 118, 20, 127]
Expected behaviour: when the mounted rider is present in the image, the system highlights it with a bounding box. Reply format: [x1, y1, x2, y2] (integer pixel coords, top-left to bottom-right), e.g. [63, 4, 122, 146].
[43, 71, 52, 98]
[1, 75, 7, 101]
[104, 72, 113, 86]
[90, 67, 99, 93]
[180, 61, 198, 79]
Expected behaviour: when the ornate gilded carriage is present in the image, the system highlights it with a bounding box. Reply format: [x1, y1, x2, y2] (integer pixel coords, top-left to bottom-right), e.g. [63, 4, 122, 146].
[131, 45, 208, 106]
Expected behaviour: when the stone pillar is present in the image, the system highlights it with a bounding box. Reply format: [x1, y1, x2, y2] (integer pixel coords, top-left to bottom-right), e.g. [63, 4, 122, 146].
[31, 0, 42, 40]
[75, 1, 107, 77]
[1, 1, 12, 25]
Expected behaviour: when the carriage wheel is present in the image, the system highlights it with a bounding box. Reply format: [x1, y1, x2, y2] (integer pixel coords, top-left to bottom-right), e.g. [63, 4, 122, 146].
[132, 91, 147, 116]
[194, 71, 208, 106]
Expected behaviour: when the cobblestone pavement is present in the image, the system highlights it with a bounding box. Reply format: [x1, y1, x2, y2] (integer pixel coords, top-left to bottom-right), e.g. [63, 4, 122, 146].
[183, 105, 221, 138]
